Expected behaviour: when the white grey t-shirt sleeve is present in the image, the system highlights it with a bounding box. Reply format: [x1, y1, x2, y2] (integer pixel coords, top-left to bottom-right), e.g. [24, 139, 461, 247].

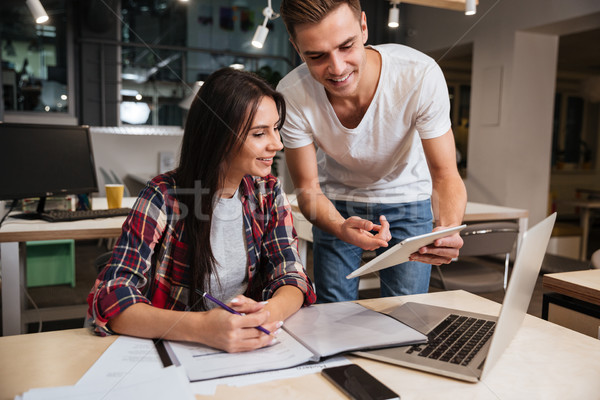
[415, 63, 452, 140]
[280, 99, 315, 149]
[277, 77, 315, 149]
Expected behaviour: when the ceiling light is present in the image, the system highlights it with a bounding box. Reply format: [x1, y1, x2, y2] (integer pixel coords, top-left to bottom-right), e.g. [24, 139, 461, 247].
[120, 89, 140, 97]
[252, 0, 279, 49]
[252, 24, 269, 48]
[388, 1, 400, 28]
[26, 0, 49, 24]
[465, 0, 476, 15]
[120, 102, 151, 125]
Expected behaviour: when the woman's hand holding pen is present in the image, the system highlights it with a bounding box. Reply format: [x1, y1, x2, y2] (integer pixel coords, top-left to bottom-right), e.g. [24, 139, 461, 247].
[199, 295, 283, 353]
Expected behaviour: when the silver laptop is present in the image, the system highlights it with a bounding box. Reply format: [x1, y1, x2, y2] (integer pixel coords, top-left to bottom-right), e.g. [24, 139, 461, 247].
[353, 213, 556, 382]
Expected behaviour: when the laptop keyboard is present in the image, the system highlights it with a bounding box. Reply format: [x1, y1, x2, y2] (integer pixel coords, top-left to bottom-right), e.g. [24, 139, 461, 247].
[406, 314, 495, 366]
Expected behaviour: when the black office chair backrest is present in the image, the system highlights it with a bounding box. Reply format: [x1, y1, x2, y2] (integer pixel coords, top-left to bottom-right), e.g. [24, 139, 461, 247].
[429, 221, 520, 293]
[458, 222, 519, 257]
[94, 251, 113, 274]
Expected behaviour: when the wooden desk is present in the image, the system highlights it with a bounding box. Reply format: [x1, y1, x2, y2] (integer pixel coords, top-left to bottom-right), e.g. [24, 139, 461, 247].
[542, 269, 600, 339]
[1, 291, 599, 400]
[543, 269, 600, 306]
[289, 198, 529, 239]
[0, 198, 136, 336]
[0, 328, 116, 399]
[289, 198, 529, 268]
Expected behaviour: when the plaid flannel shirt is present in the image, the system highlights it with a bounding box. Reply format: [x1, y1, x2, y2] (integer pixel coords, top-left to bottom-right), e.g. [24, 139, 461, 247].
[87, 172, 315, 336]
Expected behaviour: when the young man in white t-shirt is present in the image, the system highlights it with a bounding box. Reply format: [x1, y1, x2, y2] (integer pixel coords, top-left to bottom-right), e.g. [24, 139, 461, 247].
[277, 0, 467, 302]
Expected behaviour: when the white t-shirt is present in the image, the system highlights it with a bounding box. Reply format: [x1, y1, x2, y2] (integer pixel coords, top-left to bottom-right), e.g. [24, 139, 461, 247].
[208, 190, 248, 307]
[277, 44, 451, 203]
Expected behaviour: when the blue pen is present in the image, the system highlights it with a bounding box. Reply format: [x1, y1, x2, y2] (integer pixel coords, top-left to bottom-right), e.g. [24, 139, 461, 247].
[196, 289, 271, 335]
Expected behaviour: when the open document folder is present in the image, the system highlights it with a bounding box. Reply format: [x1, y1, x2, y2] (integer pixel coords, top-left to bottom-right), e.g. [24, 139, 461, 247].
[346, 225, 467, 279]
[162, 302, 427, 381]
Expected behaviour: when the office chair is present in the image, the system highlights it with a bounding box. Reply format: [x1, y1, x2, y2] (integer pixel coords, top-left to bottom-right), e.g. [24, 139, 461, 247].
[94, 251, 113, 274]
[430, 222, 519, 293]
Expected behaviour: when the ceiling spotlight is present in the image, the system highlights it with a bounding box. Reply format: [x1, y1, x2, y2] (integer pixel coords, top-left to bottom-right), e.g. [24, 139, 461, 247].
[465, 0, 476, 15]
[388, 0, 400, 28]
[388, 1, 400, 29]
[252, 0, 279, 49]
[252, 23, 269, 48]
[229, 63, 245, 70]
[26, 0, 49, 24]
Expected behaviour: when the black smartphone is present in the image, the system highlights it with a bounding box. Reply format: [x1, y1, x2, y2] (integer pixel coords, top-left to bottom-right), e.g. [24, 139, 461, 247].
[321, 364, 400, 400]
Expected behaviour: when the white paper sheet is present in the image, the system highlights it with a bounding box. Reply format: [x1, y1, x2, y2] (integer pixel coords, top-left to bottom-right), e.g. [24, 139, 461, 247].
[283, 302, 427, 357]
[166, 329, 316, 381]
[76, 335, 164, 387]
[15, 334, 351, 399]
[20, 365, 194, 400]
[189, 356, 352, 395]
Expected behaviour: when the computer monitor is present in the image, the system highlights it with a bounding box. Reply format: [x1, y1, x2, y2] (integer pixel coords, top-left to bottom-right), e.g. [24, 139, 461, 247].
[0, 122, 98, 215]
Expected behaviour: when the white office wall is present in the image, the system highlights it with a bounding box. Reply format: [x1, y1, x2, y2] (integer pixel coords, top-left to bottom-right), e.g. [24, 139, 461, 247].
[90, 133, 298, 198]
[90, 133, 182, 196]
[504, 32, 558, 218]
[403, 0, 600, 225]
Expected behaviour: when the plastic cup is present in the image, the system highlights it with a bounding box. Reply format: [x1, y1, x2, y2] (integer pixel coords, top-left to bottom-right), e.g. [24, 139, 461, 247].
[105, 184, 124, 209]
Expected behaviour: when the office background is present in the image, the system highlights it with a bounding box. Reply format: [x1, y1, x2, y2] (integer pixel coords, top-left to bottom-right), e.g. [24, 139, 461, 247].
[1, 0, 599, 226]
[1, 1, 599, 332]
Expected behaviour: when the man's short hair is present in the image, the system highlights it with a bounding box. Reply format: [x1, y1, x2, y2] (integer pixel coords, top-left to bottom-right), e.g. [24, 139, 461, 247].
[280, 0, 362, 40]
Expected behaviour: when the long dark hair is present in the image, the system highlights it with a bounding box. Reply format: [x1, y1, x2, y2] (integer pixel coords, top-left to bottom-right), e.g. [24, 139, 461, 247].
[175, 67, 286, 310]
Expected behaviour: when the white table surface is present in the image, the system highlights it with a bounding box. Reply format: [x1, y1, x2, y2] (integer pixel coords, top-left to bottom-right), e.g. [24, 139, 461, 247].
[2, 290, 599, 400]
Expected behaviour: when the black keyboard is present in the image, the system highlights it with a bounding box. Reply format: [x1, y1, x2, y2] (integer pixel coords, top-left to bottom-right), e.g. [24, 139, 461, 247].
[39, 208, 131, 222]
[405, 314, 495, 366]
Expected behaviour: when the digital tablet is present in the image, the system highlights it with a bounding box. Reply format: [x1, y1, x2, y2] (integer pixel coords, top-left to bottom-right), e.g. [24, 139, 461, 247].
[346, 224, 467, 279]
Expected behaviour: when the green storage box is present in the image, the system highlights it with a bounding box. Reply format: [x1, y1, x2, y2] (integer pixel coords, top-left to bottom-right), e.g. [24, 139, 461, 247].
[26, 240, 76, 288]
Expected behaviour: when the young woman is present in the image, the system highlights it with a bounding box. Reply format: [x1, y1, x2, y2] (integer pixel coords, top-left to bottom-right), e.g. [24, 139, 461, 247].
[87, 68, 316, 353]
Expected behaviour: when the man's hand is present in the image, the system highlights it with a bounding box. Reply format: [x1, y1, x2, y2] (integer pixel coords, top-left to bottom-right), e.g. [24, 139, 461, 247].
[409, 225, 463, 265]
[339, 215, 391, 251]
